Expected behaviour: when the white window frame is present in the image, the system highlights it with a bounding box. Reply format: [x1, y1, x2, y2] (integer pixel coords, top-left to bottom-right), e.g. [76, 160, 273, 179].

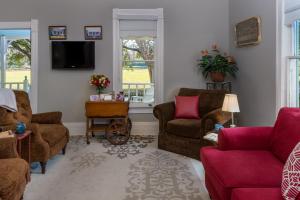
[0, 19, 38, 113]
[113, 8, 164, 114]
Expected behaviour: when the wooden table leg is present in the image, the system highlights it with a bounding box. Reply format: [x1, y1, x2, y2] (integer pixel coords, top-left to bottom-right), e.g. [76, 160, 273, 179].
[28, 134, 31, 165]
[86, 118, 90, 144]
[18, 140, 22, 158]
[91, 119, 95, 137]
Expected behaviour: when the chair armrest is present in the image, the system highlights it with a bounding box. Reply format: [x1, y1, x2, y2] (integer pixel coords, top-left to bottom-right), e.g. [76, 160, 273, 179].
[201, 108, 231, 134]
[32, 111, 62, 124]
[27, 123, 50, 160]
[153, 102, 175, 133]
[218, 127, 273, 150]
[0, 136, 18, 159]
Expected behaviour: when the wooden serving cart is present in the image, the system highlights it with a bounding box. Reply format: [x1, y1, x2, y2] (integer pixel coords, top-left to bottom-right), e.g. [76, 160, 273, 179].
[85, 101, 132, 145]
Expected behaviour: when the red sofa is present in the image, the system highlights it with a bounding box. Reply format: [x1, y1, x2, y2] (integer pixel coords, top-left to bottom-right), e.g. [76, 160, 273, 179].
[200, 108, 300, 200]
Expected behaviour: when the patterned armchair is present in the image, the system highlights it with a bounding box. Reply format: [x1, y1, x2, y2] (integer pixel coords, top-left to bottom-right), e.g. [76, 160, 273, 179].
[153, 88, 231, 159]
[0, 136, 30, 200]
[0, 90, 69, 174]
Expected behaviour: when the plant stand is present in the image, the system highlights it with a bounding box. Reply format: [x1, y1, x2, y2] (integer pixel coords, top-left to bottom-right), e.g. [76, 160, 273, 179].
[206, 81, 232, 92]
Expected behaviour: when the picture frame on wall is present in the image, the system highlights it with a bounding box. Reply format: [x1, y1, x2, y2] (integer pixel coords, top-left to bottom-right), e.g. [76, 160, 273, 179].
[235, 16, 262, 47]
[84, 26, 103, 40]
[49, 26, 67, 40]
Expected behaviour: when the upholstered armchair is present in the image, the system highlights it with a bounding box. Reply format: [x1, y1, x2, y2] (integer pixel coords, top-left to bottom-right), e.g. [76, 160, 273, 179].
[0, 90, 69, 174]
[153, 88, 231, 159]
[0, 136, 30, 200]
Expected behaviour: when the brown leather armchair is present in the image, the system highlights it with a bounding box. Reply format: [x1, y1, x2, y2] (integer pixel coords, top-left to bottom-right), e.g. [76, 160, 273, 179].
[0, 90, 69, 174]
[0, 136, 30, 200]
[153, 88, 231, 159]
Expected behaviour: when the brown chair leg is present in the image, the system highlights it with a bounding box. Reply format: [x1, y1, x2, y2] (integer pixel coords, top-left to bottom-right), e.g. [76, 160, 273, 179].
[20, 195, 23, 200]
[62, 144, 67, 155]
[40, 162, 47, 174]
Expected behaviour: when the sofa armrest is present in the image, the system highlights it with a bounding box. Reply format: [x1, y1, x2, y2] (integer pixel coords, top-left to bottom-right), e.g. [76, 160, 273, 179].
[0, 136, 18, 159]
[31, 112, 62, 124]
[218, 127, 273, 150]
[201, 108, 231, 134]
[153, 102, 175, 133]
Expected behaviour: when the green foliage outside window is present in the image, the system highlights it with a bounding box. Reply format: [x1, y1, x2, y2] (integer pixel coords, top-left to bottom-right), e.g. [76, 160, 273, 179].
[7, 39, 31, 69]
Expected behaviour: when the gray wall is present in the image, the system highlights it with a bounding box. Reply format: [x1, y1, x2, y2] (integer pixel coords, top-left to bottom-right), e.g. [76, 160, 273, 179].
[229, 0, 277, 126]
[0, 0, 229, 122]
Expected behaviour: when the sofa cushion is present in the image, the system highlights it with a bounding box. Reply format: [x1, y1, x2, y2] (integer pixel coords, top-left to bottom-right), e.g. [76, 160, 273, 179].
[282, 142, 300, 200]
[231, 188, 283, 200]
[0, 158, 29, 200]
[271, 108, 300, 163]
[175, 96, 199, 119]
[201, 147, 284, 200]
[167, 119, 201, 139]
[39, 124, 68, 147]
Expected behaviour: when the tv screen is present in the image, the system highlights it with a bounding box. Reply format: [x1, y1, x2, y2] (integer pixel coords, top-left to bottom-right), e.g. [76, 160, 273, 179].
[52, 41, 95, 69]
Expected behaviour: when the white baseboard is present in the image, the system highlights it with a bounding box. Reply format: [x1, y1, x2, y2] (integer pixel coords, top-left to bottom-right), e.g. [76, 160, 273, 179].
[63, 121, 159, 136]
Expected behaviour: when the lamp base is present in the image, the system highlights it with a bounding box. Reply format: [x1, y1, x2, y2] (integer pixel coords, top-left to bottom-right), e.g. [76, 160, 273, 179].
[230, 124, 237, 128]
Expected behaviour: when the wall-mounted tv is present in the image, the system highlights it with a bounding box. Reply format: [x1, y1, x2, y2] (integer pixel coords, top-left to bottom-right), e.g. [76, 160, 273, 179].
[52, 41, 95, 69]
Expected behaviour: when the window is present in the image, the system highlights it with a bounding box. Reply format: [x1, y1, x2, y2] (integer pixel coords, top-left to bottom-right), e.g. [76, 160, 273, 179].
[0, 20, 38, 113]
[287, 20, 300, 107]
[113, 9, 164, 113]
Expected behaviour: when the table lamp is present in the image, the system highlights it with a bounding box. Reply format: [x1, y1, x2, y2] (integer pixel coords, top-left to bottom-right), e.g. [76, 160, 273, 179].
[222, 94, 240, 128]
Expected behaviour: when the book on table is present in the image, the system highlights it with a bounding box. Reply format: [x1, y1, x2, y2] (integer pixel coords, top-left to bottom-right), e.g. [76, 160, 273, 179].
[203, 132, 218, 143]
[0, 131, 15, 139]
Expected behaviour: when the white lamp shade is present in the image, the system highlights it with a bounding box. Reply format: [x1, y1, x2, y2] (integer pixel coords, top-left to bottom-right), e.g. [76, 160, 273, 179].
[222, 94, 240, 113]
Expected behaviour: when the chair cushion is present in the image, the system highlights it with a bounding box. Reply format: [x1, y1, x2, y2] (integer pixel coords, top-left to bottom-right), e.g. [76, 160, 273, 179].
[0, 158, 29, 200]
[201, 147, 284, 200]
[175, 96, 199, 119]
[282, 142, 300, 200]
[271, 108, 300, 163]
[231, 188, 284, 200]
[39, 124, 68, 147]
[167, 119, 201, 139]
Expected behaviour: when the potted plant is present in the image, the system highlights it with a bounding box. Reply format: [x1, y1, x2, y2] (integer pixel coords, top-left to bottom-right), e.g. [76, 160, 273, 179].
[198, 44, 238, 82]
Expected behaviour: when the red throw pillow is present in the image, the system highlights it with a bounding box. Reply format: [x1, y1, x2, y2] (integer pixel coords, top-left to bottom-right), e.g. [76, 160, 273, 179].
[282, 142, 300, 200]
[175, 96, 200, 119]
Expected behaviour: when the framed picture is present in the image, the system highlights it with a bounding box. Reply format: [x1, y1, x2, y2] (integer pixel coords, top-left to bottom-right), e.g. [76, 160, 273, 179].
[49, 26, 67, 40]
[84, 26, 102, 40]
[235, 17, 262, 47]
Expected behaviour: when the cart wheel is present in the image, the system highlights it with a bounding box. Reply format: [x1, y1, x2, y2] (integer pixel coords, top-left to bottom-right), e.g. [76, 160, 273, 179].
[106, 119, 131, 145]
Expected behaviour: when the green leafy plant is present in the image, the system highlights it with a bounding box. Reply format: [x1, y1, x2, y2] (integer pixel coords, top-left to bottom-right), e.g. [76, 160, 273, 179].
[198, 44, 238, 79]
[7, 39, 31, 69]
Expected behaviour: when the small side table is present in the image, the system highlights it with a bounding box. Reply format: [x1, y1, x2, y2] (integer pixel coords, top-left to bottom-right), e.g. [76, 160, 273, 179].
[206, 81, 232, 92]
[15, 130, 32, 164]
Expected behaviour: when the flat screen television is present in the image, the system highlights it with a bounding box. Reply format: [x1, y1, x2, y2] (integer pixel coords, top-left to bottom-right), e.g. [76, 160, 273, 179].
[52, 41, 95, 69]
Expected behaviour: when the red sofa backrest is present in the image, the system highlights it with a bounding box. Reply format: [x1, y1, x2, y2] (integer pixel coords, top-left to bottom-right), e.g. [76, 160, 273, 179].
[271, 107, 300, 163]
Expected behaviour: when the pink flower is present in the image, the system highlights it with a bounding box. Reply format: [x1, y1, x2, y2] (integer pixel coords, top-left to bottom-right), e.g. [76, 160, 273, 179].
[201, 50, 209, 56]
[212, 43, 218, 51]
[227, 56, 235, 64]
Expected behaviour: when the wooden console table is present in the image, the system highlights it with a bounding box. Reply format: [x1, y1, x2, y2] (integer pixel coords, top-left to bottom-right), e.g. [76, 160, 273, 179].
[85, 101, 132, 145]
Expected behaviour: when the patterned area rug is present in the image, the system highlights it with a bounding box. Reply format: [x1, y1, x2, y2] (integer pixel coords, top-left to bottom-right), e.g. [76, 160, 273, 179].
[25, 135, 209, 200]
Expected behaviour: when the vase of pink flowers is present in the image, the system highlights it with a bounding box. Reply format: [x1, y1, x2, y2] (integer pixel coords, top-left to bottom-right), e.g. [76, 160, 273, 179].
[89, 74, 110, 95]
